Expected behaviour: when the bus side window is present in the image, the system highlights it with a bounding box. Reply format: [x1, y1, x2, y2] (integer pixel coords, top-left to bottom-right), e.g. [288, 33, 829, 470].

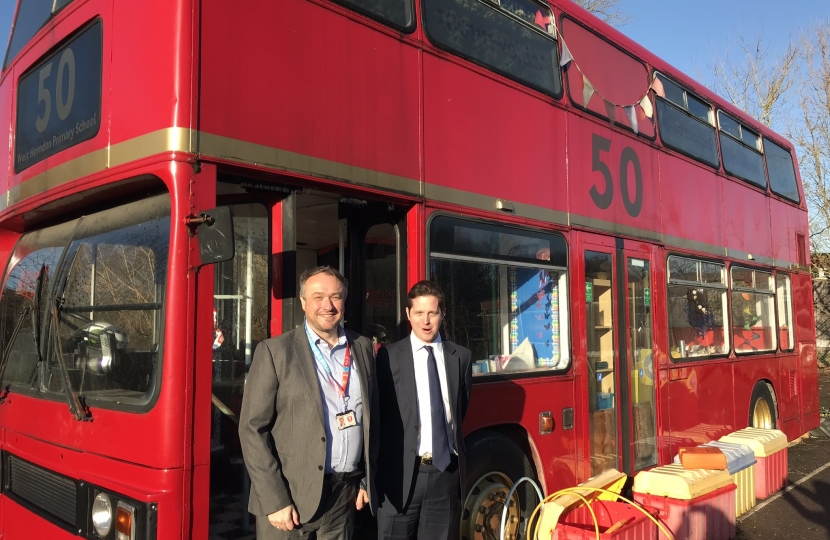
[718, 111, 766, 189]
[653, 73, 719, 168]
[667, 256, 729, 359]
[765, 138, 801, 203]
[422, 0, 561, 97]
[776, 273, 795, 352]
[328, 0, 415, 32]
[428, 216, 570, 376]
[730, 268, 776, 354]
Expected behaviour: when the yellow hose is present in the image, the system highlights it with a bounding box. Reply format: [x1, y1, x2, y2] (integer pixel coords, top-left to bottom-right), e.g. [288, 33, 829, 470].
[529, 486, 674, 540]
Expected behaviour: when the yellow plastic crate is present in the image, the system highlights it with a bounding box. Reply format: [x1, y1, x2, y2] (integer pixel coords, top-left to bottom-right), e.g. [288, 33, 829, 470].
[632, 464, 732, 500]
[698, 441, 757, 518]
[732, 464, 756, 517]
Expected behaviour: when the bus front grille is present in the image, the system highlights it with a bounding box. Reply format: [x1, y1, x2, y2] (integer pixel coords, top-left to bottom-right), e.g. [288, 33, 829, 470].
[8, 454, 77, 528]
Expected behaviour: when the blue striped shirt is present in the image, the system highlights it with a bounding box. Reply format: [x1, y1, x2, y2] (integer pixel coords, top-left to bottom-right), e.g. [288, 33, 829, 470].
[305, 322, 364, 474]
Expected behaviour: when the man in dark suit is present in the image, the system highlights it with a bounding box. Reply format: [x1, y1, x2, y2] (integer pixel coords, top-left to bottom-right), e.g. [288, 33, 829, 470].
[376, 280, 473, 540]
[239, 266, 378, 539]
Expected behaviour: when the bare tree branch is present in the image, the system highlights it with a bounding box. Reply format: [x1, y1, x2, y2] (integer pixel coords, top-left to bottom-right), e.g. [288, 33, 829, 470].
[704, 32, 798, 129]
[790, 22, 830, 252]
[572, 0, 630, 27]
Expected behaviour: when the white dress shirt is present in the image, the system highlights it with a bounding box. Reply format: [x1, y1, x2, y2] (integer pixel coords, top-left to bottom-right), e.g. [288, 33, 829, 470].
[410, 333, 457, 456]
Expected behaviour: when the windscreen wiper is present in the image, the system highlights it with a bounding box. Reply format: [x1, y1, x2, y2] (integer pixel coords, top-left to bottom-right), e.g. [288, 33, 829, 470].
[50, 301, 91, 421]
[0, 305, 32, 403]
[26, 264, 47, 385]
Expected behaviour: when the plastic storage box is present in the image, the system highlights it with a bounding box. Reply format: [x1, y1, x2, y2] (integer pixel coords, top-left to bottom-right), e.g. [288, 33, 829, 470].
[552, 500, 658, 540]
[703, 441, 757, 517]
[633, 464, 736, 540]
[596, 392, 615, 410]
[720, 428, 787, 499]
[674, 441, 757, 518]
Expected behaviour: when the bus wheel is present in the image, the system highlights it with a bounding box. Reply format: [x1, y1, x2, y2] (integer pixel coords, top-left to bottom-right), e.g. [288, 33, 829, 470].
[461, 432, 538, 540]
[749, 381, 777, 429]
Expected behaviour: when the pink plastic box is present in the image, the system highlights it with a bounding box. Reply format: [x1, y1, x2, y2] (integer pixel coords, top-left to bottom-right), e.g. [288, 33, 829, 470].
[552, 500, 658, 540]
[720, 428, 788, 499]
[634, 484, 736, 540]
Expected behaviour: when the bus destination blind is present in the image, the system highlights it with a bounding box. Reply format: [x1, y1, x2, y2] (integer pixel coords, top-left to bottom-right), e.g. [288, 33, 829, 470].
[15, 20, 102, 173]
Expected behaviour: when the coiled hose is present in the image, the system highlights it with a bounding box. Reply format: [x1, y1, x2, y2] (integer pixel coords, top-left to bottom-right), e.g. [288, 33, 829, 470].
[498, 482, 675, 540]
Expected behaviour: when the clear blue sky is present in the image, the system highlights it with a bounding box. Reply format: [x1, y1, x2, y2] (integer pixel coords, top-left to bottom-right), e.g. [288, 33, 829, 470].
[0, 1, 828, 82]
[618, 0, 830, 83]
[1, 1, 12, 64]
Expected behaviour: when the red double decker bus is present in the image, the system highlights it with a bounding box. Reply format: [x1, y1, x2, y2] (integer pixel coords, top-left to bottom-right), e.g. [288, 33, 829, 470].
[0, 0, 818, 539]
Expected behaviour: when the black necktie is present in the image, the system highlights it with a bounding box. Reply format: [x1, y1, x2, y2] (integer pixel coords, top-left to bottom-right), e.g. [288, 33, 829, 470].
[425, 345, 451, 471]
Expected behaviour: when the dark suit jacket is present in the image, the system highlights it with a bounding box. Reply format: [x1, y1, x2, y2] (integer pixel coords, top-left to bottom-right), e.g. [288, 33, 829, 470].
[376, 336, 473, 512]
[239, 327, 379, 522]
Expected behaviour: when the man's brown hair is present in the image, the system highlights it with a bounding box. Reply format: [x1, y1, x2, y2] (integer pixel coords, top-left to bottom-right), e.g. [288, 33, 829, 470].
[299, 266, 349, 299]
[406, 280, 445, 311]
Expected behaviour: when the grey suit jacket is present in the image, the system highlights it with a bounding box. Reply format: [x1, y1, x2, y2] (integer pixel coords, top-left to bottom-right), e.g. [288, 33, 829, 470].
[376, 336, 473, 512]
[239, 327, 379, 522]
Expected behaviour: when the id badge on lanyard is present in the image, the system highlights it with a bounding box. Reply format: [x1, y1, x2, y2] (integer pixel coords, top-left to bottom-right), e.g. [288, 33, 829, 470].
[334, 344, 356, 430]
[311, 337, 356, 431]
[306, 325, 358, 431]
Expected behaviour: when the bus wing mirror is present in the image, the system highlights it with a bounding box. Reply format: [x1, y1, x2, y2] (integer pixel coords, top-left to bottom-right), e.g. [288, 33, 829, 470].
[192, 207, 235, 265]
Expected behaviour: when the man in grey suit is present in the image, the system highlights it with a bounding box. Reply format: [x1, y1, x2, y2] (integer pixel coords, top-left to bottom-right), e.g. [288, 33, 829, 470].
[376, 280, 473, 540]
[240, 266, 378, 539]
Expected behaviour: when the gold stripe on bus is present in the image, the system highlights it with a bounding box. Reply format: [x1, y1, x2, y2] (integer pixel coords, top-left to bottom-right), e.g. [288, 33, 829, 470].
[109, 127, 192, 168]
[7, 147, 108, 210]
[198, 132, 421, 197]
[571, 214, 666, 245]
[723, 248, 777, 269]
[423, 182, 570, 227]
[0, 129, 799, 270]
[3, 127, 192, 211]
[571, 214, 726, 255]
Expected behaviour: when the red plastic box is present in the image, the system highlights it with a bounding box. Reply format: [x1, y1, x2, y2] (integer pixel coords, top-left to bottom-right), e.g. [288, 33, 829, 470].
[634, 483, 737, 540]
[551, 500, 658, 540]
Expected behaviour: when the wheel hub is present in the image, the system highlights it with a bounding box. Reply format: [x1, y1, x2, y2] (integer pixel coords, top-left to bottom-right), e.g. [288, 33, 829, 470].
[461, 472, 521, 540]
[753, 397, 773, 429]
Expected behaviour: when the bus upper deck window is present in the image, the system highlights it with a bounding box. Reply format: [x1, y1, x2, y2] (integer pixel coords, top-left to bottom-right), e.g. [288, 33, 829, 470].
[423, 0, 562, 97]
[687, 95, 712, 123]
[657, 74, 685, 109]
[718, 111, 766, 188]
[4, 0, 76, 68]
[653, 72, 719, 168]
[765, 137, 801, 203]
[330, 0, 414, 32]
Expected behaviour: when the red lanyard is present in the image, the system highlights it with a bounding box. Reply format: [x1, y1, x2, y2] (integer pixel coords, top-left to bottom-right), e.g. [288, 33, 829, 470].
[330, 343, 351, 400]
[306, 324, 353, 402]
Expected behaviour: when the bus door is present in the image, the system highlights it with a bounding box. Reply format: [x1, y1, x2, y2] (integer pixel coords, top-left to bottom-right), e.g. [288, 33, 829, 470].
[207, 181, 407, 539]
[578, 232, 657, 477]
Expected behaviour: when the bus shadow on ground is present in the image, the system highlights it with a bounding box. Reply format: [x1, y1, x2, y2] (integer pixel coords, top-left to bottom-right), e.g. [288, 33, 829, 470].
[780, 479, 830, 539]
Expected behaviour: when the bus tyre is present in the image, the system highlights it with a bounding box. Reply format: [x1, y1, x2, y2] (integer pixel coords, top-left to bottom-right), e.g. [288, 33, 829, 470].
[461, 432, 538, 540]
[749, 381, 777, 429]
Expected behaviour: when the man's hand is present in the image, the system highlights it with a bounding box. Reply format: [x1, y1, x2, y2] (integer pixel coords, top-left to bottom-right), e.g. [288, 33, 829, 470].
[355, 488, 370, 510]
[268, 504, 300, 531]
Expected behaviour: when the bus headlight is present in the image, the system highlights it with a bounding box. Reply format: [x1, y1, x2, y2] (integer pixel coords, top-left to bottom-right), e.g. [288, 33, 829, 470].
[91, 492, 113, 536]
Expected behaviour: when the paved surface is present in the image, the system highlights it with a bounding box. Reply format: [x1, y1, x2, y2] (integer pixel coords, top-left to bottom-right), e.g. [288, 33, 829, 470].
[735, 367, 830, 540]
